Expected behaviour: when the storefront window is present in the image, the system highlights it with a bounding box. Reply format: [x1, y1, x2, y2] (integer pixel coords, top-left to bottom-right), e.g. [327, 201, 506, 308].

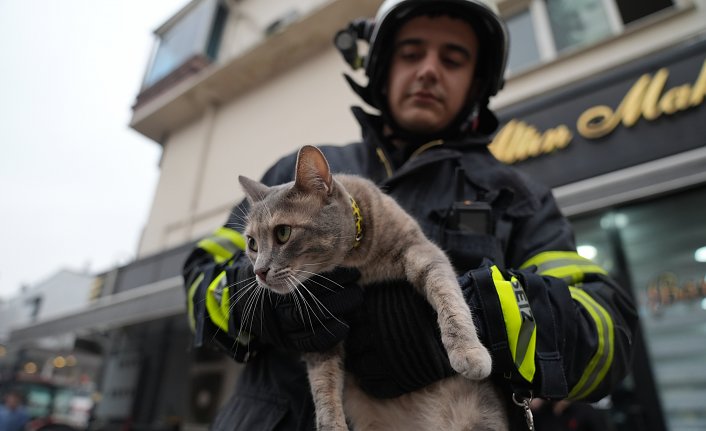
[571, 186, 706, 430]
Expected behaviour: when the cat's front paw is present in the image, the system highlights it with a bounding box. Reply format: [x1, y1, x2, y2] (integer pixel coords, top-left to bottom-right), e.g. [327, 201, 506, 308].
[448, 344, 492, 381]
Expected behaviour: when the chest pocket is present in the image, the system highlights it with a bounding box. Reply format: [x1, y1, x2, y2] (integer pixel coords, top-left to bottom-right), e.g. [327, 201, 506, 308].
[423, 208, 505, 272]
[442, 229, 504, 271]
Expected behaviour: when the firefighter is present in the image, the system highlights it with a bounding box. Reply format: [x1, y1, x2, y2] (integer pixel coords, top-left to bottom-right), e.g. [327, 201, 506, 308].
[183, 0, 637, 428]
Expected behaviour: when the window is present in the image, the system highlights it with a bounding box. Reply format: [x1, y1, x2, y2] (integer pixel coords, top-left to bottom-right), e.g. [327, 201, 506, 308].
[546, 0, 613, 52]
[616, 0, 675, 25]
[504, 0, 675, 75]
[142, 0, 228, 89]
[27, 296, 42, 321]
[506, 9, 542, 73]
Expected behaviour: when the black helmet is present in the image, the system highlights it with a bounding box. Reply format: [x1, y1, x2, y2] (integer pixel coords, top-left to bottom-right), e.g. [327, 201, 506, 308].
[335, 0, 509, 139]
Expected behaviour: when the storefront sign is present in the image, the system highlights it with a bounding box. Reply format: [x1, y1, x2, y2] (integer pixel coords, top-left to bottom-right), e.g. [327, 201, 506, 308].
[577, 59, 706, 139]
[491, 38, 706, 187]
[489, 120, 573, 164]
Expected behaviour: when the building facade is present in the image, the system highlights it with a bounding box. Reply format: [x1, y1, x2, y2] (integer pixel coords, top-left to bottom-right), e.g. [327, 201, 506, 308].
[7, 0, 706, 430]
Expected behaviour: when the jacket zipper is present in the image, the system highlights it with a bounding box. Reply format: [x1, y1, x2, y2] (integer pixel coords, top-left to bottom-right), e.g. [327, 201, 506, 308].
[376, 139, 446, 179]
[375, 147, 394, 179]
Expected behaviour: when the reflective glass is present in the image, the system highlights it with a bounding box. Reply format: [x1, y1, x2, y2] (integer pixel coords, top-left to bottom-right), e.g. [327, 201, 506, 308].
[572, 186, 706, 430]
[545, 0, 613, 53]
[506, 9, 541, 74]
[144, 0, 217, 87]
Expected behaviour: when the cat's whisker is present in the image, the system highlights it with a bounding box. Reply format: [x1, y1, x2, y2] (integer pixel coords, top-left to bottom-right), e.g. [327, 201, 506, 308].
[295, 270, 345, 291]
[223, 291, 250, 359]
[240, 284, 265, 339]
[296, 281, 348, 331]
[289, 276, 342, 337]
[287, 279, 309, 331]
[234, 204, 250, 219]
[232, 280, 260, 304]
[227, 275, 258, 288]
[203, 277, 254, 348]
[226, 283, 262, 360]
[225, 208, 249, 230]
[242, 284, 266, 341]
[225, 223, 246, 232]
[287, 276, 316, 333]
[219, 277, 258, 351]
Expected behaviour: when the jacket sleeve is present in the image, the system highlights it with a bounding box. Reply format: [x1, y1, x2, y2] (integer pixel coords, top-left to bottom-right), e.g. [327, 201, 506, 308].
[181, 156, 297, 362]
[475, 185, 638, 402]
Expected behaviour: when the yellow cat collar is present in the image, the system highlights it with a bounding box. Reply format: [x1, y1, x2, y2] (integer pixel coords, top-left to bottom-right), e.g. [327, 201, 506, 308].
[349, 194, 363, 247]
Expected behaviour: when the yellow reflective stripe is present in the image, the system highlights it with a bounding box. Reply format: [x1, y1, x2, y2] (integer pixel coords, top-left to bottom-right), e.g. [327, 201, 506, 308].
[520, 251, 607, 284]
[198, 228, 247, 263]
[215, 227, 246, 251]
[205, 271, 229, 332]
[491, 266, 537, 382]
[187, 273, 205, 332]
[568, 287, 615, 400]
[197, 238, 232, 263]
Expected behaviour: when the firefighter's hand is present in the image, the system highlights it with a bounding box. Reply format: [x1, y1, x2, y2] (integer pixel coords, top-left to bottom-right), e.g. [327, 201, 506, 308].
[232, 265, 363, 352]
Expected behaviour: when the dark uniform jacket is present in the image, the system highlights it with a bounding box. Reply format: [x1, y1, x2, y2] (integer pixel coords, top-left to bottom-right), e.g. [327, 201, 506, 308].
[183, 107, 637, 430]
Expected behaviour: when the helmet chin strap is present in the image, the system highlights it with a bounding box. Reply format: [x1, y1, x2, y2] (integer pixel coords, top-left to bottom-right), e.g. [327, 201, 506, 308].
[380, 100, 481, 148]
[342, 71, 494, 146]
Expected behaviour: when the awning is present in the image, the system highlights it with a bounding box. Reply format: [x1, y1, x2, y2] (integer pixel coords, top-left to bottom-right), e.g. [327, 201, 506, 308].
[8, 276, 185, 344]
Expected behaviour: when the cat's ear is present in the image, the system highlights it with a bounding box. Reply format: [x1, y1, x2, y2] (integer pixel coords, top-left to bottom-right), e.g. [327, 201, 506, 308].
[294, 145, 334, 196]
[238, 175, 271, 203]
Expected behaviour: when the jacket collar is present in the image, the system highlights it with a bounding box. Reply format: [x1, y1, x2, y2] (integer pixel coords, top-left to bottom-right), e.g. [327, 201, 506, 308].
[351, 106, 539, 217]
[351, 106, 494, 150]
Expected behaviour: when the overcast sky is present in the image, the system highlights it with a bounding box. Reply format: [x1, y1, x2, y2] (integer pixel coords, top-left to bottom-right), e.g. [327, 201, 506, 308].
[0, 1, 190, 299]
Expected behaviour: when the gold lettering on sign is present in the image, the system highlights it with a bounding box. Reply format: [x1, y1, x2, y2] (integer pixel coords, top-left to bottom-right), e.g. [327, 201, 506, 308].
[577, 59, 706, 139]
[489, 120, 573, 164]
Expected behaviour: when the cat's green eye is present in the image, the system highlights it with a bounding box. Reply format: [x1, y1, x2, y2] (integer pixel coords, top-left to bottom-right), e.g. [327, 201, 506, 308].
[247, 236, 258, 252]
[275, 225, 291, 244]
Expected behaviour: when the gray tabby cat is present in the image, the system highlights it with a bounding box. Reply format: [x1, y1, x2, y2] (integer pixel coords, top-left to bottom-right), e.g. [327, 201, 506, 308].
[238, 145, 507, 431]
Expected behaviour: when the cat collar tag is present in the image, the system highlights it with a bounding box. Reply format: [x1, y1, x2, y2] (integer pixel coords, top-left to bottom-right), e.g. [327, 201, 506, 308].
[349, 194, 363, 247]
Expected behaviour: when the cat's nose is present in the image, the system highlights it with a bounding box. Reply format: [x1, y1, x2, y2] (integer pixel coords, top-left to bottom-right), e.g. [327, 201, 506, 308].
[255, 267, 269, 282]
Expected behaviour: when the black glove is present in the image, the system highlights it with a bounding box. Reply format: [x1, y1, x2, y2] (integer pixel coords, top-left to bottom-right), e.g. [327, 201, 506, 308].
[230, 259, 364, 353]
[344, 274, 487, 398]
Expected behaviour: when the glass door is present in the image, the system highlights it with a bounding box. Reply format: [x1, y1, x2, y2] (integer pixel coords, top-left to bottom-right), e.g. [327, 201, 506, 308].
[571, 185, 706, 430]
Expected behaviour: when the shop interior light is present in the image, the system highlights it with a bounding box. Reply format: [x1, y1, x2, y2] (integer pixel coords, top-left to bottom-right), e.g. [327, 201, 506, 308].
[23, 362, 37, 374]
[695, 246, 706, 263]
[702, 298, 706, 311]
[600, 213, 629, 229]
[577, 245, 598, 260]
[53, 356, 67, 368]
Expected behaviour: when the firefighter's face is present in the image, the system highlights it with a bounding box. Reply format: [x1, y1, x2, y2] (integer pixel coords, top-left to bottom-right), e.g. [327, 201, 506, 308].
[386, 15, 478, 134]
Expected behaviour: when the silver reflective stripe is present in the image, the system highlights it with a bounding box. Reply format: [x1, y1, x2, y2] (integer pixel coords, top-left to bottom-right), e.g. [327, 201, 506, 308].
[514, 318, 536, 370]
[211, 234, 241, 256]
